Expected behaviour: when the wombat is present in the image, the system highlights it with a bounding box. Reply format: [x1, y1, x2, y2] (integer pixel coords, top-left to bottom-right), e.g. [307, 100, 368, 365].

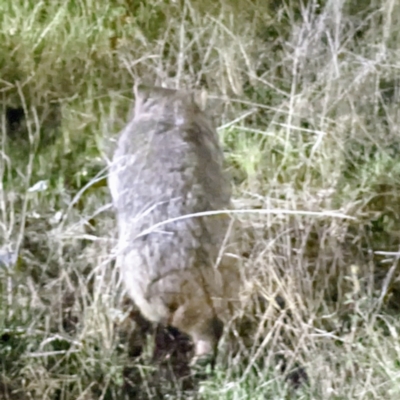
[108, 83, 240, 368]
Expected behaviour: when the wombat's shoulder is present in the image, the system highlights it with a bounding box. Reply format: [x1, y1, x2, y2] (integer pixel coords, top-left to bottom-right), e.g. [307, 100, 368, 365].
[108, 84, 231, 213]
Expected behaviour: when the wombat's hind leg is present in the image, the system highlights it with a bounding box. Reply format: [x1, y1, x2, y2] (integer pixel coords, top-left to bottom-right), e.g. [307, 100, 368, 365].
[191, 316, 224, 371]
[171, 304, 224, 371]
[126, 309, 154, 358]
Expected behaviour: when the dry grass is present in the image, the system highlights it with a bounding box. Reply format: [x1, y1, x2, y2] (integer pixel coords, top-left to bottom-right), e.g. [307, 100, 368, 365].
[1, 0, 400, 398]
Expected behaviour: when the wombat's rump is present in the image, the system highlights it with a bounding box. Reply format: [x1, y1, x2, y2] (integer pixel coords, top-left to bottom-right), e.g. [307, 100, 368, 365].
[108, 84, 239, 367]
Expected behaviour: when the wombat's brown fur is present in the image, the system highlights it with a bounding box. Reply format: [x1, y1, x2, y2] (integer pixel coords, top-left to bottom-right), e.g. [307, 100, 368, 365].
[108, 84, 240, 368]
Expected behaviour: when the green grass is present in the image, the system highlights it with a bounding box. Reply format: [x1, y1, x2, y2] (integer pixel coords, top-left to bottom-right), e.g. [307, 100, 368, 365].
[2, 0, 400, 398]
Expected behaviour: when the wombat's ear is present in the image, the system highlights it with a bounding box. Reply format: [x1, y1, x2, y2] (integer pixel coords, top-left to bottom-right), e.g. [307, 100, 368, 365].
[193, 88, 208, 111]
[133, 81, 150, 116]
[133, 81, 146, 99]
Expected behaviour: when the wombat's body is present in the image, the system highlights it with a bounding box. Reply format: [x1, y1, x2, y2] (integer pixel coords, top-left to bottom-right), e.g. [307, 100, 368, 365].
[108, 84, 240, 366]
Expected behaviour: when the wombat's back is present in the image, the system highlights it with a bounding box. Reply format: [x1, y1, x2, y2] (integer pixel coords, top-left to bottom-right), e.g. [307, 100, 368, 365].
[109, 87, 231, 232]
[108, 85, 232, 276]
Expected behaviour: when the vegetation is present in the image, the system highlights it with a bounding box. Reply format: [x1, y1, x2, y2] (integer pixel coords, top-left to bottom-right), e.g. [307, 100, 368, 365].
[1, 0, 400, 398]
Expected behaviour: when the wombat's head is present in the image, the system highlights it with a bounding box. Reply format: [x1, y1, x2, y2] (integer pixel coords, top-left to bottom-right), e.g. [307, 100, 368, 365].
[133, 83, 208, 125]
